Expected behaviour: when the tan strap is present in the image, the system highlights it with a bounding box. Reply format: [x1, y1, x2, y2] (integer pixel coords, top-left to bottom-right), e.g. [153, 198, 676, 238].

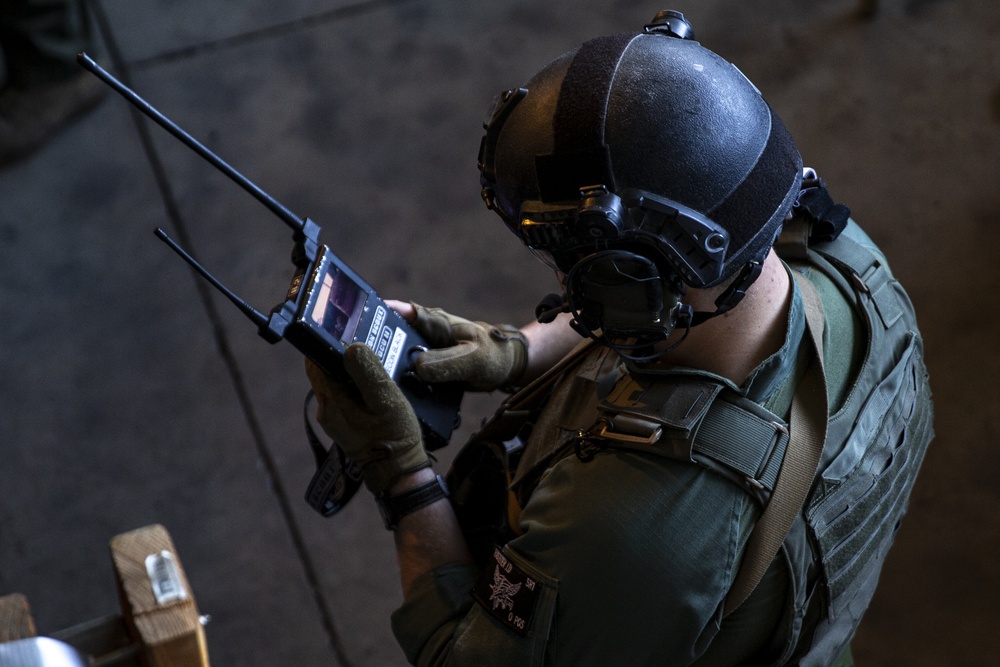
[724, 272, 829, 616]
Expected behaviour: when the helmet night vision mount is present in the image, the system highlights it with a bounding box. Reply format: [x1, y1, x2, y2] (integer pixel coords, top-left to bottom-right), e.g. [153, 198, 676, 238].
[479, 10, 804, 358]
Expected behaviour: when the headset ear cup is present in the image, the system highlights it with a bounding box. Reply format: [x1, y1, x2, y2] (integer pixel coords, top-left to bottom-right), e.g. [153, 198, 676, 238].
[564, 249, 697, 363]
[566, 250, 674, 340]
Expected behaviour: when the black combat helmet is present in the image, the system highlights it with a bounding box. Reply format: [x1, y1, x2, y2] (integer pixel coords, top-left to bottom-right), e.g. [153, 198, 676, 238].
[478, 11, 804, 352]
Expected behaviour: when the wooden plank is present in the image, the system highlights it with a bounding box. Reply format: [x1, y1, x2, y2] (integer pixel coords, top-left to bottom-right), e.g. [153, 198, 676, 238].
[109, 524, 210, 667]
[0, 593, 36, 643]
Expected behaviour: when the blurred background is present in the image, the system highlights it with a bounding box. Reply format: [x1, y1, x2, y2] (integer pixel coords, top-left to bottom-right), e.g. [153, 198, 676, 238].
[0, 0, 997, 664]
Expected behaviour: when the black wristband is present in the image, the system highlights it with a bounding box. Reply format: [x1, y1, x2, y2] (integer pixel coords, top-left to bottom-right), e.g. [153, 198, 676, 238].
[376, 475, 449, 530]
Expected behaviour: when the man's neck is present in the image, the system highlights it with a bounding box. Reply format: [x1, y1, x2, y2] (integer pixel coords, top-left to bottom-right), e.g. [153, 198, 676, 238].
[652, 250, 792, 385]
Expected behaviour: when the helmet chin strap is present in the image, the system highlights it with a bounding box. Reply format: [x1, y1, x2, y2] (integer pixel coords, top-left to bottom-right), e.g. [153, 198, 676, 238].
[690, 258, 764, 325]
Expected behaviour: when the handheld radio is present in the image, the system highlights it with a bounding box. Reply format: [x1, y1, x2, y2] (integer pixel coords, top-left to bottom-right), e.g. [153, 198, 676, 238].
[79, 54, 463, 516]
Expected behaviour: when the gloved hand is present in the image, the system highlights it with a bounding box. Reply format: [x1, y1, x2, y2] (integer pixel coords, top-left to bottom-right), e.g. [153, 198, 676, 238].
[410, 303, 528, 391]
[305, 343, 429, 496]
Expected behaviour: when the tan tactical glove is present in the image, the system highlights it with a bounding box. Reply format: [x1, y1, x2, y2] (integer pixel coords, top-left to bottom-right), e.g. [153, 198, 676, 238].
[410, 304, 528, 391]
[305, 344, 429, 496]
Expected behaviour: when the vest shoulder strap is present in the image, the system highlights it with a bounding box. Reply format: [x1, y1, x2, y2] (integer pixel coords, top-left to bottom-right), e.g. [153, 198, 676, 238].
[595, 374, 790, 505]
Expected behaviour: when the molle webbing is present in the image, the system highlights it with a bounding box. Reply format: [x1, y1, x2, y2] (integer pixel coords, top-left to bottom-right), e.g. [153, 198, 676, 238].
[801, 230, 932, 617]
[809, 334, 929, 611]
[774, 218, 934, 664]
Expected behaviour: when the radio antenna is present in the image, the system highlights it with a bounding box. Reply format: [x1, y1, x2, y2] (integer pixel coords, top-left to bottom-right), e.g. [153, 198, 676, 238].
[154, 227, 270, 330]
[78, 52, 306, 234]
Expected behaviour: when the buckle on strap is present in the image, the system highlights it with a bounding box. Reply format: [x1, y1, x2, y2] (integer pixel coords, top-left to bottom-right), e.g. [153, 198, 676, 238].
[595, 415, 663, 445]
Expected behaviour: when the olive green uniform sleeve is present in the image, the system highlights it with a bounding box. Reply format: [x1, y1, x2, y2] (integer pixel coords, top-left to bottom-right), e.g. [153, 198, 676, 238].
[391, 564, 478, 666]
[391, 449, 787, 666]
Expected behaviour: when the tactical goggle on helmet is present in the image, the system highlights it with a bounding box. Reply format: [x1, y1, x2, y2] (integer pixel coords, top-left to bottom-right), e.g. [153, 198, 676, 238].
[478, 10, 804, 355]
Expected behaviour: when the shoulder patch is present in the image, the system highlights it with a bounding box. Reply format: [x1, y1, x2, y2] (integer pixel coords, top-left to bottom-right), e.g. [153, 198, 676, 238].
[473, 546, 540, 636]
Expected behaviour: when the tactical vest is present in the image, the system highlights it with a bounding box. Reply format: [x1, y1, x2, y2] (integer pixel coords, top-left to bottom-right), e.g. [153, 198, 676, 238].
[776, 218, 934, 665]
[447, 204, 933, 666]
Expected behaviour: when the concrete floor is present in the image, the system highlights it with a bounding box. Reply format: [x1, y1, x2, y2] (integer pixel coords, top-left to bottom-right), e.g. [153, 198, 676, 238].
[1, 0, 997, 665]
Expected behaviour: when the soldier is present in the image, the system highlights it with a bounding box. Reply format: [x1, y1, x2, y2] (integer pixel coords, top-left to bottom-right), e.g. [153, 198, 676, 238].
[306, 10, 933, 666]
